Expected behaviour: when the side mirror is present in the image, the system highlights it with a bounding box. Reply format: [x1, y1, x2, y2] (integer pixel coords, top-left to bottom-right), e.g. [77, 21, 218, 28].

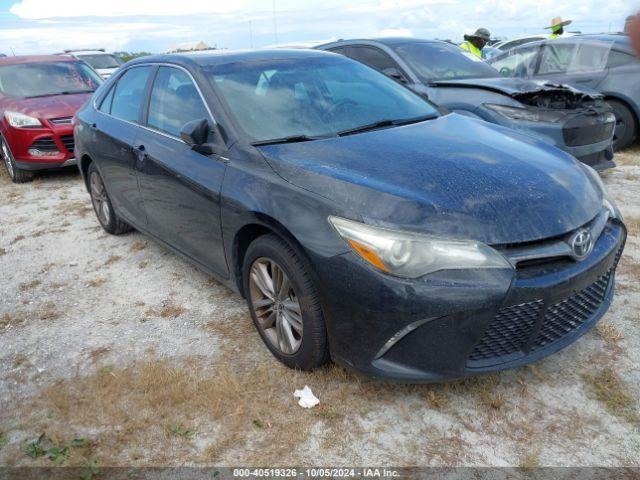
[382, 67, 407, 84]
[180, 118, 210, 147]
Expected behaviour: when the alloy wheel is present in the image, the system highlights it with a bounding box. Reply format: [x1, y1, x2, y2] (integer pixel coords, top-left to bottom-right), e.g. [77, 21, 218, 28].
[249, 257, 303, 355]
[1, 140, 15, 179]
[90, 171, 111, 226]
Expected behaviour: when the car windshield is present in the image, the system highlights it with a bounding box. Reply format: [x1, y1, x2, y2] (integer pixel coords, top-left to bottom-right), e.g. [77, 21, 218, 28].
[77, 54, 123, 69]
[0, 61, 103, 98]
[206, 56, 438, 143]
[392, 42, 501, 82]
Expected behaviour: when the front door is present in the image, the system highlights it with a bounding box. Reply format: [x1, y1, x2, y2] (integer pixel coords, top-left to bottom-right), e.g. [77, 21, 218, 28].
[135, 66, 229, 277]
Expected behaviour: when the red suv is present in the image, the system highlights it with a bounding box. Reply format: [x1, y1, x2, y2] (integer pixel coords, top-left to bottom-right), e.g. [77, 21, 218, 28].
[0, 55, 102, 183]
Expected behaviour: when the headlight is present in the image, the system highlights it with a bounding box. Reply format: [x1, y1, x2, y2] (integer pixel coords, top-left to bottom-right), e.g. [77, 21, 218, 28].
[581, 164, 623, 220]
[484, 104, 566, 123]
[5, 111, 42, 128]
[329, 216, 513, 278]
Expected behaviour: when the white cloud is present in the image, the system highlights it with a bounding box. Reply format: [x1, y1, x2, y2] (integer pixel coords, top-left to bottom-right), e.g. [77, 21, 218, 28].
[379, 27, 413, 36]
[9, 0, 248, 19]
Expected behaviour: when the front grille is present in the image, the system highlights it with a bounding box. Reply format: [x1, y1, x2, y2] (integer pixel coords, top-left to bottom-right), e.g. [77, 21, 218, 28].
[563, 118, 615, 147]
[30, 137, 58, 152]
[469, 300, 543, 361]
[468, 248, 621, 365]
[60, 135, 74, 153]
[531, 272, 611, 350]
[50, 117, 73, 125]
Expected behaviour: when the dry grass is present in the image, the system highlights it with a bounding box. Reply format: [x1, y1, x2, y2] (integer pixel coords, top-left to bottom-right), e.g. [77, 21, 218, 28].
[596, 322, 624, 344]
[103, 255, 122, 266]
[138, 260, 149, 269]
[10, 235, 25, 245]
[58, 199, 93, 219]
[582, 368, 638, 423]
[519, 447, 542, 469]
[615, 146, 640, 166]
[625, 216, 640, 238]
[86, 278, 107, 288]
[0, 247, 6, 256]
[19, 280, 42, 292]
[144, 299, 188, 320]
[130, 241, 147, 252]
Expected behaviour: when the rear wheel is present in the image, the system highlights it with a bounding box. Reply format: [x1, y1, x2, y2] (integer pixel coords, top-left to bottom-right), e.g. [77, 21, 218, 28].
[87, 163, 132, 235]
[1, 137, 33, 183]
[243, 234, 329, 371]
[607, 99, 637, 151]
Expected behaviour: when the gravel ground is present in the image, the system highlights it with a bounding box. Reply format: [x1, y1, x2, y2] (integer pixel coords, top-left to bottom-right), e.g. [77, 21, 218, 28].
[0, 150, 639, 468]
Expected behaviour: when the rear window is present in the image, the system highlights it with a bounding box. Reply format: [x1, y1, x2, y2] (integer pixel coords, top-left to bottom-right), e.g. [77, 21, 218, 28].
[0, 61, 102, 98]
[538, 42, 612, 75]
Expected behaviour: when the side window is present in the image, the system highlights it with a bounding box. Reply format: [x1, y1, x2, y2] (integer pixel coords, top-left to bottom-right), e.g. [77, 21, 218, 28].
[147, 66, 211, 138]
[491, 46, 539, 78]
[99, 84, 115, 113]
[607, 50, 636, 68]
[328, 47, 346, 56]
[348, 46, 407, 78]
[110, 66, 152, 123]
[539, 43, 611, 75]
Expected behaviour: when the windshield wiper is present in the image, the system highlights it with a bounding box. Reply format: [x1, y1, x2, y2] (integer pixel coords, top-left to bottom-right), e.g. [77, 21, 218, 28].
[336, 114, 437, 137]
[252, 134, 332, 146]
[25, 89, 95, 99]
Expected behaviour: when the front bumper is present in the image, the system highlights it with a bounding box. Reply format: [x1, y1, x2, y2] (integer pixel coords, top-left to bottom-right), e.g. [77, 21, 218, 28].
[3, 123, 76, 171]
[15, 157, 77, 170]
[313, 220, 626, 382]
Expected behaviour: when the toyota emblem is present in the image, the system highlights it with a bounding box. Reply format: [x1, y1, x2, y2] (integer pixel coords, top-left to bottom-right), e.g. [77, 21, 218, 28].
[569, 229, 593, 260]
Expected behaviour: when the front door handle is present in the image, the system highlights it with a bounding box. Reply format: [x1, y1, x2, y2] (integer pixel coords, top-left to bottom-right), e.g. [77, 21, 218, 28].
[134, 144, 148, 168]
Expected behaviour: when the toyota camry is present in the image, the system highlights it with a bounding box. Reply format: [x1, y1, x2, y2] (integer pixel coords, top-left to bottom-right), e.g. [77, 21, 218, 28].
[74, 50, 626, 382]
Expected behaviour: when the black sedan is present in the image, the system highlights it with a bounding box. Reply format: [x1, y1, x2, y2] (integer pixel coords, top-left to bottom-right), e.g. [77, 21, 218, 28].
[74, 50, 626, 382]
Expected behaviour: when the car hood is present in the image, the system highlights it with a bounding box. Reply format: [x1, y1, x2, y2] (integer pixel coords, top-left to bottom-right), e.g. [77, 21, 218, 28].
[258, 114, 602, 245]
[3, 92, 92, 120]
[430, 77, 601, 99]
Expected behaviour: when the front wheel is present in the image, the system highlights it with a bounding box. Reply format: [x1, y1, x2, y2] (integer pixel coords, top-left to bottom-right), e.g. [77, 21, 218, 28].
[243, 234, 329, 371]
[607, 99, 637, 151]
[1, 137, 33, 183]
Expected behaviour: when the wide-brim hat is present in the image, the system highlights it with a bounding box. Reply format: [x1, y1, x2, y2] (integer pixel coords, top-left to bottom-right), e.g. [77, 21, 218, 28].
[464, 28, 491, 41]
[545, 16, 573, 29]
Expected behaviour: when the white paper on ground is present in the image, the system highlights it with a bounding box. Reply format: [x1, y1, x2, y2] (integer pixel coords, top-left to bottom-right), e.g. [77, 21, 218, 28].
[293, 385, 319, 408]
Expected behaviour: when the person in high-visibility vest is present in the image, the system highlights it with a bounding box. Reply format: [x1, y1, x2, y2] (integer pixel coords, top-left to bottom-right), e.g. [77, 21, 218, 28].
[459, 28, 491, 59]
[546, 16, 572, 40]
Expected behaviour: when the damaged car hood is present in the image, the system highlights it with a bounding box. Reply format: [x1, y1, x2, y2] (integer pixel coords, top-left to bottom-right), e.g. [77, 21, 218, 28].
[258, 114, 602, 245]
[430, 77, 601, 101]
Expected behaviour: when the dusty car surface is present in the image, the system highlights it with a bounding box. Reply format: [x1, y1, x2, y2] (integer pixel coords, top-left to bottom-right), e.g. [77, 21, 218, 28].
[489, 34, 640, 151]
[318, 38, 617, 171]
[74, 49, 626, 382]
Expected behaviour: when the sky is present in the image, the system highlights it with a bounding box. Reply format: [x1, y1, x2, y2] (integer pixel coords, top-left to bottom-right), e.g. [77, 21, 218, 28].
[0, 0, 637, 55]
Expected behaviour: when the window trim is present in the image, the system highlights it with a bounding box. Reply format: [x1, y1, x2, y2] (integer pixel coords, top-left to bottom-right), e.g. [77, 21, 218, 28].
[93, 62, 218, 145]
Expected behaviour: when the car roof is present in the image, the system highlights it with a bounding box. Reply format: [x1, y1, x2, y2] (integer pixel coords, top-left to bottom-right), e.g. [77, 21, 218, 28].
[319, 37, 443, 48]
[503, 33, 633, 52]
[68, 50, 113, 55]
[0, 55, 78, 65]
[127, 48, 338, 68]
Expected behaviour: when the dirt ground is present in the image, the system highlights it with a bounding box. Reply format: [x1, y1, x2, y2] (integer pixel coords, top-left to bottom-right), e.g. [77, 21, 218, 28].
[0, 149, 639, 469]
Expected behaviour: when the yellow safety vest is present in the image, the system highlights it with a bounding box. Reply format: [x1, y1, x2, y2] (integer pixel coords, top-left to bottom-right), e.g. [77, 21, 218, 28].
[549, 26, 562, 40]
[460, 41, 482, 59]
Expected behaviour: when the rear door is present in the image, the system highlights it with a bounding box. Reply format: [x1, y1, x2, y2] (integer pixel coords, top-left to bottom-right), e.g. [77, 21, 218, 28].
[534, 41, 611, 88]
[92, 65, 153, 224]
[135, 65, 228, 276]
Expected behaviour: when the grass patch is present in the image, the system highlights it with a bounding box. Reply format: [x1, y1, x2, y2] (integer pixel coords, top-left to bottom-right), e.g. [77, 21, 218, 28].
[144, 299, 188, 320]
[130, 241, 147, 252]
[0, 432, 7, 450]
[103, 255, 122, 266]
[583, 368, 638, 423]
[86, 278, 107, 288]
[19, 279, 42, 292]
[0, 247, 6, 256]
[168, 424, 196, 440]
[596, 322, 624, 344]
[10, 235, 25, 245]
[24, 433, 87, 463]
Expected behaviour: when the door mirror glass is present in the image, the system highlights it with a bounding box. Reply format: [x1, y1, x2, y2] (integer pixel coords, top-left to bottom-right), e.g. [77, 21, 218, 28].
[180, 118, 210, 147]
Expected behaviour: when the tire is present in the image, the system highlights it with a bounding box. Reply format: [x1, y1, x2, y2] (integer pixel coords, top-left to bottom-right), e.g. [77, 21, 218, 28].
[607, 99, 637, 151]
[243, 233, 329, 371]
[1, 137, 34, 183]
[87, 162, 132, 235]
